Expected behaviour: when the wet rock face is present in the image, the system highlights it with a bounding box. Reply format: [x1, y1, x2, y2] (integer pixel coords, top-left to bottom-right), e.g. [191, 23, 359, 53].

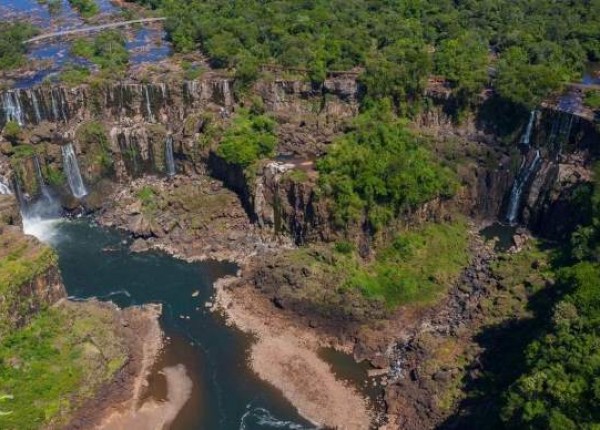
[0, 79, 235, 129]
[3, 75, 598, 243]
[506, 110, 599, 237]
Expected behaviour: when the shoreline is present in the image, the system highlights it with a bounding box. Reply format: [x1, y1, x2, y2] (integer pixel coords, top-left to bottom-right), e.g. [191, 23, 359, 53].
[213, 277, 373, 429]
[92, 176, 378, 428]
[65, 301, 165, 429]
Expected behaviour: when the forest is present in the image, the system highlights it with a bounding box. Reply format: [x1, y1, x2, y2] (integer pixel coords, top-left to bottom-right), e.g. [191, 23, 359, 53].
[135, 0, 599, 111]
[121, 2, 600, 427]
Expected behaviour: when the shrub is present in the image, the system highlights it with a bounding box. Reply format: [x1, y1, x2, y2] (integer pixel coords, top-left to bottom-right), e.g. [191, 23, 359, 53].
[216, 109, 277, 167]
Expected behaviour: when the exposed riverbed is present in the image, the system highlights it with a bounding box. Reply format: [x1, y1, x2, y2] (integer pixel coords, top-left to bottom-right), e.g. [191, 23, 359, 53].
[38, 219, 318, 429]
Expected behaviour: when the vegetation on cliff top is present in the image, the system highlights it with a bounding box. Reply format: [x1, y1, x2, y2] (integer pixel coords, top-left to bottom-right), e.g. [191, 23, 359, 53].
[0, 302, 127, 430]
[318, 102, 457, 230]
[139, 0, 598, 109]
[584, 90, 600, 110]
[216, 109, 277, 168]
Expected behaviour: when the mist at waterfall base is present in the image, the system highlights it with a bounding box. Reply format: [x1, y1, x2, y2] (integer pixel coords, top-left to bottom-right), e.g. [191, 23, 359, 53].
[28, 220, 316, 429]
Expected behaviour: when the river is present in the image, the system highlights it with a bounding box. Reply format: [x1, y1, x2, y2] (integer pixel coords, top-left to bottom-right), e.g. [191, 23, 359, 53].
[2, 0, 171, 89]
[38, 219, 315, 429]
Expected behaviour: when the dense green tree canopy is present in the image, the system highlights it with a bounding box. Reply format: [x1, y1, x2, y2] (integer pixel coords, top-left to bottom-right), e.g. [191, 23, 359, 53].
[135, 0, 600, 108]
[502, 166, 600, 429]
[0, 23, 38, 71]
[317, 101, 456, 229]
[216, 109, 278, 167]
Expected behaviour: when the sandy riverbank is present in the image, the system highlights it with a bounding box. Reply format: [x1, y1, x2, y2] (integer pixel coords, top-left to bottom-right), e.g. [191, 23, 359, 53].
[64, 302, 165, 430]
[100, 364, 193, 430]
[213, 277, 373, 429]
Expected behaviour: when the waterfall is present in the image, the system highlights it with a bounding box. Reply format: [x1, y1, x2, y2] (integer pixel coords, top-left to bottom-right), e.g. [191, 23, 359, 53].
[62, 143, 88, 199]
[505, 150, 542, 225]
[12, 177, 26, 207]
[520, 110, 536, 147]
[547, 111, 574, 155]
[0, 178, 11, 195]
[50, 88, 60, 121]
[34, 156, 53, 202]
[2, 91, 24, 126]
[165, 135, 176, 176]
[31, 90, 42, 124]
[143, 85, 155, 122]
[48, 87, 68, 122]
[159, 83, 167, 101]
[18, 158, 62, 240]
[222, 79, 232, 106]
[59, 88, 68, 121]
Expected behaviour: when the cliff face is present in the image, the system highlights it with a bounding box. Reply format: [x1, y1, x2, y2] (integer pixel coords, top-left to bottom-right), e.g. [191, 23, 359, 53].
[2, 76, 598, 242]
[0, 197, 66, 339]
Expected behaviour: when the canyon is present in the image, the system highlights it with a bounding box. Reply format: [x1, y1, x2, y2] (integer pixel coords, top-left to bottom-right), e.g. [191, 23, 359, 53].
[3, 0, 600, 428]
[1, 65, 599, 429]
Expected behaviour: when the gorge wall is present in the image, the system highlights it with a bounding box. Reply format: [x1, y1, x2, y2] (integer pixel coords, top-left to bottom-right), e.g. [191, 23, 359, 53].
[1, 76, 598, 242]
[0, 194, 65, 338]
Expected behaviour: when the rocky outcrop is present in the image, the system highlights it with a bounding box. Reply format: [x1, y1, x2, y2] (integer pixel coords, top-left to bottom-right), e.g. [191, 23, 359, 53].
[510, 109, 599, 237]
[0, 193, 21, 226]
[0, 221, 65, 338]
[3, 75, 598, 245]
[65, 301, 163, 430]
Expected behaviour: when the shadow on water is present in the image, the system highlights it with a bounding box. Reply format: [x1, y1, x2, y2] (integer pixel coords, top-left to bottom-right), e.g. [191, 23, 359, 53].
[479, 223, 518, 253]
[318, 348, 381, 401]
[48, 219, 317, 430]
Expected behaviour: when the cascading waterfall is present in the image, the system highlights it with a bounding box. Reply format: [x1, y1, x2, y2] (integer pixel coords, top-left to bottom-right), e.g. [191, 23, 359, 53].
[59, 88, 69, 121]
[50, 88, 60, 121]
[521, 110, 536, 147]
[165, 135, 176, 176]
[143, 85, 155, 122]
[34, 156, 53, 203]
[20, 159, 62, 241]
[2, 91, 24, 126]
[62, 143, 88, 199]
[0, 178, 12, 195]
[547, 111, 574, 155]
[31, 90, 42, 124]
[505, 150, 542, 225]
[12, 177, 26, 207]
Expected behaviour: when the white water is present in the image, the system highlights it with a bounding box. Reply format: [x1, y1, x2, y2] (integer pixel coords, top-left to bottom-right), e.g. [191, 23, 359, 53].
[31, 90, 42, 123]
[506, 150, 542, 224]
[520, 110, 536, 147]
[143, 85, 155, 122]
[62, 143, 88, 198]
[239, 406, 309, 430]
[22, 216, 62, 243]
[51, 89, 60, 121]
[2, 91, 24, 126]
[34, 156, 53, 202]
[165, 135, 176, 176]
[21, 157, 63, 242]
[0, 179, 11, 195]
